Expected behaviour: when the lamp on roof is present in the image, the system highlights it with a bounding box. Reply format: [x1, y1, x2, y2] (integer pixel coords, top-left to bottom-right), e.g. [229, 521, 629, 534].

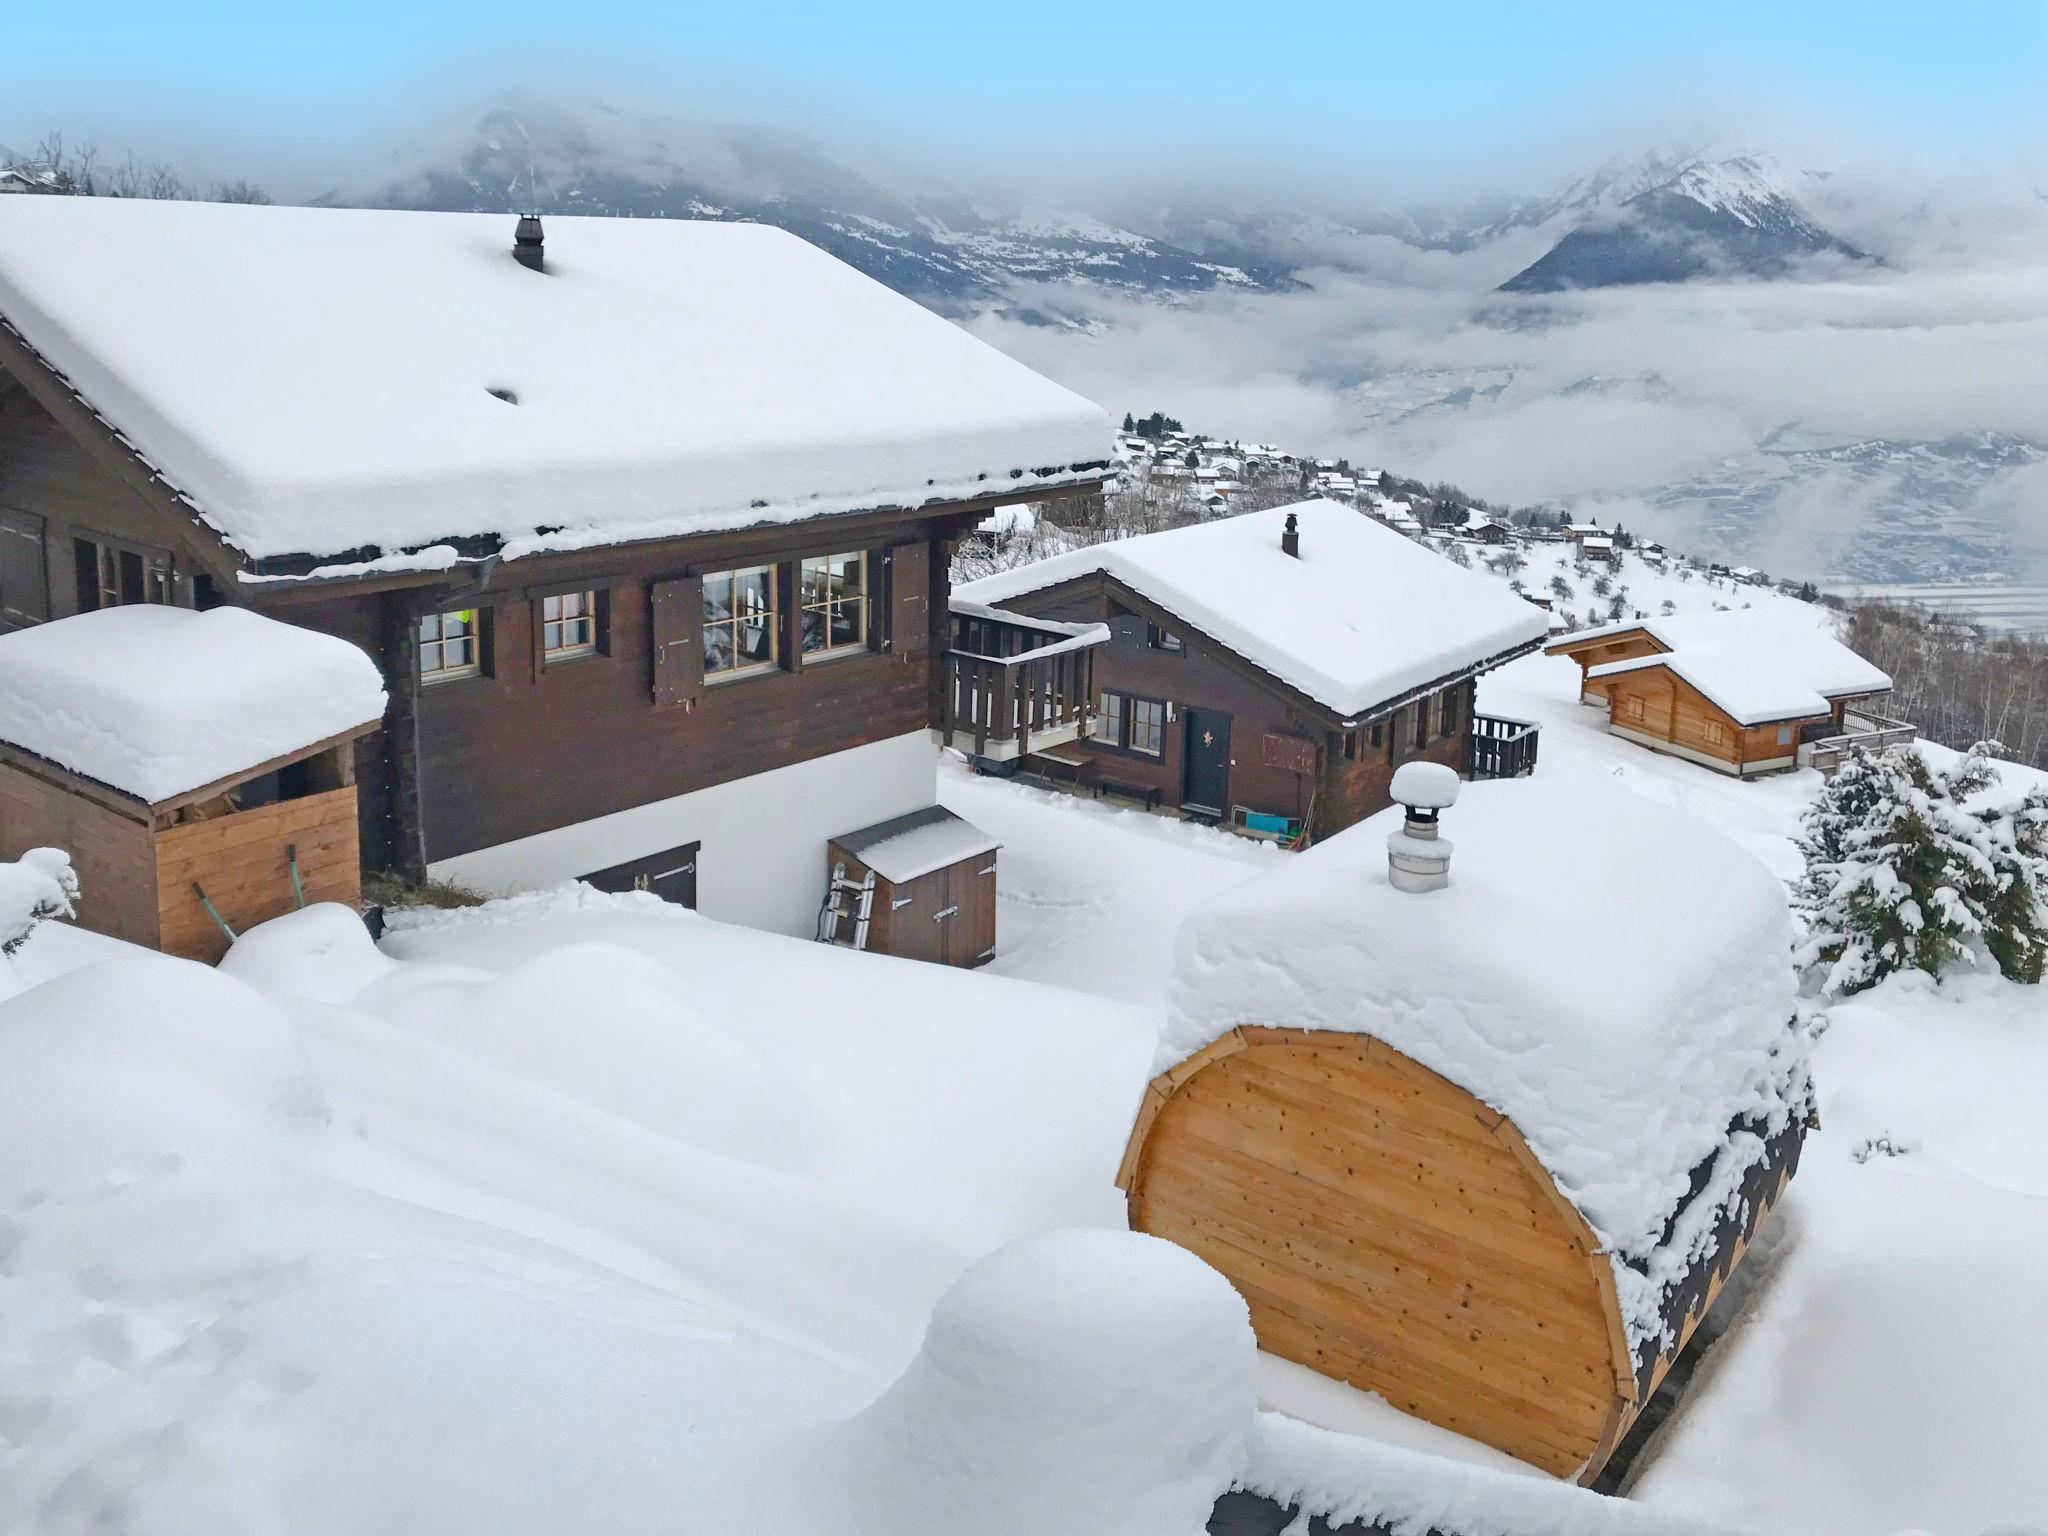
[513, 213, 545, 272]
[1385, 760, 1459, 893]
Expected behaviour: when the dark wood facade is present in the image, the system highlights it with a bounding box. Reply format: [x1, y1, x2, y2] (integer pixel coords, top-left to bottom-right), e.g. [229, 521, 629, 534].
[0, 352, 1098, 923]
[988, 573, 1490, 842]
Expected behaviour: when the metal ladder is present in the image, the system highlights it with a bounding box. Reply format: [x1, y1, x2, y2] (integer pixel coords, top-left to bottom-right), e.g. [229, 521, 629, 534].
[819, 861, 877, 951]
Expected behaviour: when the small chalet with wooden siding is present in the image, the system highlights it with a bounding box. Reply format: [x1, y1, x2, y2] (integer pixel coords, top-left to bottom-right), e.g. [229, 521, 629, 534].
[0, 196, 1112, 964]
[1118, 772, 1813, 1484]
[1547, 608, 1905, 777]
[955, 500, 1548, 842]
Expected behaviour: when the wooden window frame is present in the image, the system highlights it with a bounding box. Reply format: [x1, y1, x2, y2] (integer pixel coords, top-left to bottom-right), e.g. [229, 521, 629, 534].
[1094, 689, 1169, 759]
[1703, 717, 1730, 747]
[419, 607, 486, 685]
[1624, 693, 1646, 723]
[701, 563, 782, 683]
[799, 550, 869, 661]
[72, 531, 173, 611]
[540, 589, 601, 663]
[1147, 621, 1184, 654]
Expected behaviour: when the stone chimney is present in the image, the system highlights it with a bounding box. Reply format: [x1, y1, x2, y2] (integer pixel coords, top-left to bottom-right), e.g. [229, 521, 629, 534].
[1281, 511, 1300, 559]
[513, 214, 545, 272]
[1385, 760, 1459, 893]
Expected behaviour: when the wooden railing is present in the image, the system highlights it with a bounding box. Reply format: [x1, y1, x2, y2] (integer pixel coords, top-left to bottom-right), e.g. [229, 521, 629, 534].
[1467, 712, 1540, 779]
[938, 600, 1109, 762]
[1798, 708, 1918, 775]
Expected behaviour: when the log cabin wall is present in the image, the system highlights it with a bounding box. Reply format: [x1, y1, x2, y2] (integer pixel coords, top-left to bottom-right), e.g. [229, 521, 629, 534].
[261, 521, 960, 868]
[153, 785, 361, 963]
[0, 755, 160, 946]
[1598, 667, 1810, 775]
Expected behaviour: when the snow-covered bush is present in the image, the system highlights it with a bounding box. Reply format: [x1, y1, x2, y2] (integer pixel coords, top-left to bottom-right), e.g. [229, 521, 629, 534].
[1, 847, 78, 955]
[1794, 745, 2048, 994]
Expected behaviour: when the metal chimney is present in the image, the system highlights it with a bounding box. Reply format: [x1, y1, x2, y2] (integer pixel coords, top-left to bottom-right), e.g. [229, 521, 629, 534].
[513, 214, 545, 272]
[1281, 511, 1300, 559]
[1385, 760, 1459, 893]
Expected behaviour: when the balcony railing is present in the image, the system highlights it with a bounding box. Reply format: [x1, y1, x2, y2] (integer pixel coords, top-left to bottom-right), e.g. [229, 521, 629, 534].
[938, 599, 1109, 762]
[1468, 712, 1540, 779]
[1797, 707, 1918, 775]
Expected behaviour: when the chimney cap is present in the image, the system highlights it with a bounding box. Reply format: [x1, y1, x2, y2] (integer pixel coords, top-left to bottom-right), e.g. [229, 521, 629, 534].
[1281, 510, 1301, 558]
[1390, 760, 1460, 812]
[513, 213, 545, 271]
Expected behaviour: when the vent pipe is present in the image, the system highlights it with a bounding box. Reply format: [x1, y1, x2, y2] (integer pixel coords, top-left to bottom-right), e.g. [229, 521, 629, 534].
[1281, 511, 1300, 559]
[1385, 760, 1459, 894]
[513, 214, 545, 272]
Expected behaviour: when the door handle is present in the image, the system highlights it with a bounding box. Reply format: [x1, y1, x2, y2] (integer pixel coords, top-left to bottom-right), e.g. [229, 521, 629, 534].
[933, 905, 958, 921]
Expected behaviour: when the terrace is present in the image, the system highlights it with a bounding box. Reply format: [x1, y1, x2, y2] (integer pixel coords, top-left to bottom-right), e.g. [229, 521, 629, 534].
[937, 598, 1109, 762]
[1797, 706, 1919, 775]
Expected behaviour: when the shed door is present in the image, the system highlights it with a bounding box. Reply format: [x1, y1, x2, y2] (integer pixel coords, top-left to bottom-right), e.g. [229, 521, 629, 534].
[582, 842, 700, 908]
[1181, 709, 1232, 815]
[943, 852, 998, 968]
[0, 509, 48, 627]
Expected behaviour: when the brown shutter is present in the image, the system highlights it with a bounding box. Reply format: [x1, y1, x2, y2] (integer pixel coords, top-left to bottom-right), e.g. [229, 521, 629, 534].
[649, 575, 704, 708]
[889, 542, 931, 657]
[0, 510, 48, 626]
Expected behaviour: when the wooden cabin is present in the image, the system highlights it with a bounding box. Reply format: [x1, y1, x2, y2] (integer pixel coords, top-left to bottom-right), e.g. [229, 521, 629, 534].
[1117, 775, 1813, 1482]
[0, 197, 1113, 964]
[954, 501, 1549, 844]
[1546, 611, 1901, 778]
[0, 606, 386, 962]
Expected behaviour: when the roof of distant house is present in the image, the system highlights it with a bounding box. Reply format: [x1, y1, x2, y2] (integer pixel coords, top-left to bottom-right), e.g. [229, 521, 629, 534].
[0, 606, 387, 802]
[1557, 607, 1891, 724]
[0, 198, 1112, 565]
[958, 500, 1548, 720]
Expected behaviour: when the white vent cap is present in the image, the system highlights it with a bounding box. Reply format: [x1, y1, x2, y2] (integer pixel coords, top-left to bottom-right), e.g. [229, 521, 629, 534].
[1390, 760, 1460, 811]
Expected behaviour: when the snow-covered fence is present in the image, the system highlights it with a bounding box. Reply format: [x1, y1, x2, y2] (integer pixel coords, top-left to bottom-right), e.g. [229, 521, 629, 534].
[0, 847, 78, 955]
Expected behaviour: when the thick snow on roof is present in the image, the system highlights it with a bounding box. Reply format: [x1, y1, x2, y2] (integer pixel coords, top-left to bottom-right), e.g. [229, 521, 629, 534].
[957, 501, 1549, 719]
[835, 806, 1000, 884]
[1590, 650, 1831, 726]
[0, 606, 386, 801]
[1159, 775, 1808, 1349]
[0, 198, 1113, 562]
[1557, 606, 1890, 715]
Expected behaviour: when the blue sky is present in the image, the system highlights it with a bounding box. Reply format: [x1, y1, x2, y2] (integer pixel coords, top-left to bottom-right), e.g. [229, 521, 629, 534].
[5, 2, 2044, 193]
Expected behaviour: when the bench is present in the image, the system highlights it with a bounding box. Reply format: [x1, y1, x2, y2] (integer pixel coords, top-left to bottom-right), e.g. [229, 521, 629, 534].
[1095, 778, 1163, 811]
[1023, 749, 1098, 793]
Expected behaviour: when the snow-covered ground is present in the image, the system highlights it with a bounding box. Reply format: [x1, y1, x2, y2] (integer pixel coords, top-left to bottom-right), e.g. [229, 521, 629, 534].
[3, 537, 2044, 1532]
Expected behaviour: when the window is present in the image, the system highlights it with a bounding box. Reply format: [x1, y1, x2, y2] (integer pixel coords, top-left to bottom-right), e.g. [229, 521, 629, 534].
[1704, 718, 1729, 747]
[1147, 622, 1184, 653]
[1413, 700, 1428, 750]
[1625, 694, 1645, 723]
[703, 565, 779, 679]
[419, 609, 481, 682]
[1129, 698, 1167, 756]
[1095, 691, 1124, 746]
[1777, 725, 1794, 747]
[74, 537, 170, 611]
[541, 591, 598, 660]
[1094, 691, 1165, 756]
[801, 552, 867, 656]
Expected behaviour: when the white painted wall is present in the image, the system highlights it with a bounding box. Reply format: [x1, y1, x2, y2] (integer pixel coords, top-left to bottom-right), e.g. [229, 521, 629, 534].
[431, 731, 940, 938]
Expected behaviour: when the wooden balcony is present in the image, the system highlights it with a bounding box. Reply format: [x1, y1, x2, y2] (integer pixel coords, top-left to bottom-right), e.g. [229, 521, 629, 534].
[938, 599, 1109, 762]
[1798, 707, 1918, 776]
[1468, 712, 1540, 779]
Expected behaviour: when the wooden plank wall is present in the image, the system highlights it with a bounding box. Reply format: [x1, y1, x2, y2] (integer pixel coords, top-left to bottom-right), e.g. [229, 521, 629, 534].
[153, 786, 360, 963]
[1125, 1031, 1628, 1479]
[0, 759, 160, 947]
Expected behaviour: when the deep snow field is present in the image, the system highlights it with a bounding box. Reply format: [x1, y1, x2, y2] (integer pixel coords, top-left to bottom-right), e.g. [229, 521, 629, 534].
[2, 542, 2044, 1534]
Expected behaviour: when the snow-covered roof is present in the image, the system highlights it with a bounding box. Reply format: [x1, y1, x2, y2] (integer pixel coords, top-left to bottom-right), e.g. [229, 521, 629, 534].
[832, 806, 1000, 884]
[0, 198, 1113, 564]
[1556, 607, 1891, 721]
[957, 501, 1549, 720]
[0, 606, 387, 802]
[1158, 775, 1809, 1354]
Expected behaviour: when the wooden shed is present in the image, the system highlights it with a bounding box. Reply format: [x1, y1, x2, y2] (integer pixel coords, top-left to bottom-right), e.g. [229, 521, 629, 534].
[823, 806, 1000, 968]
[0, 605, 387, 963]
[1117, 775, 1814, 1483]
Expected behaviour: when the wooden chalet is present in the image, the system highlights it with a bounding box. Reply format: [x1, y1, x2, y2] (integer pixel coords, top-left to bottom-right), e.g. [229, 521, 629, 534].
[0, 197, 1113, 965]
[1546, 610, 1906, 778]
[1118, 773, 1814, 1483]
[955, 500, 1549, 843]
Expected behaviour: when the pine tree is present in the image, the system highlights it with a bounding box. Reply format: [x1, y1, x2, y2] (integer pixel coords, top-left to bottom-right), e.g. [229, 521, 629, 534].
[1953, 743, 2048, 985]
[1122, 412, 1135, 432]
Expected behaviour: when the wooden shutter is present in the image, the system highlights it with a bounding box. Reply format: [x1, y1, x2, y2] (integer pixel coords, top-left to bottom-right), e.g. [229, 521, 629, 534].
[888, 542, 931, 657]
[649, 575, 704, 709]
[0, 509, 47, 626]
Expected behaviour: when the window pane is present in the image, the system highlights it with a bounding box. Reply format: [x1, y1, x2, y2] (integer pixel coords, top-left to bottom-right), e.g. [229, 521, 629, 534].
[1096, 693, 1123, 744]
[831, 596, 862, 648]
[704, 620, 735, 673]
[736, 567, 773, 617]
[703, 573, 735, 623]
[1131, 700, 1165, 755]
[543, 621, 562, 652]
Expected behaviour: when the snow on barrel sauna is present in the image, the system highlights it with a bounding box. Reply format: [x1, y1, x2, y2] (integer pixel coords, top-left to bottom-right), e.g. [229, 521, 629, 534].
[0, 605, 387, 962]
[1116, 762, 1814, 1483]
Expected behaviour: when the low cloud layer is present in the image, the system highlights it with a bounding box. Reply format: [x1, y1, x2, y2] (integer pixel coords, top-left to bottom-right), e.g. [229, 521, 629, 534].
[973, 169, 2048, 584]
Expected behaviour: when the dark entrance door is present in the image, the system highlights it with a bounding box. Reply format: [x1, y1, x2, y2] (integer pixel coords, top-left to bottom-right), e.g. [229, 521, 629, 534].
[582, 841, 700, 908]
[1181, 709, 1232, 815]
